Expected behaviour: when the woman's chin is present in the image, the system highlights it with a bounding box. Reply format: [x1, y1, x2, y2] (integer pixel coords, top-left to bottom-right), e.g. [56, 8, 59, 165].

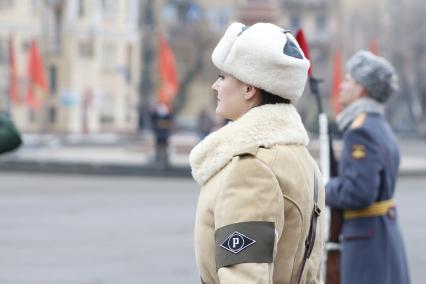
[215, 108, 224, 118]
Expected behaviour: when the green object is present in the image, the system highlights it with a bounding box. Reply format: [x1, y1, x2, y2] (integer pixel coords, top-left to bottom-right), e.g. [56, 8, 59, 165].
[0, 114, 22, 154]
[215, 221, 275, 270]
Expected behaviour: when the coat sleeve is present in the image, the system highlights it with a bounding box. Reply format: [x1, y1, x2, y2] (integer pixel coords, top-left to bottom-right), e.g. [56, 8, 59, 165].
[214, 155, 284, 284]
[326, 127, 383, 210]
[0, 114, 22, 154]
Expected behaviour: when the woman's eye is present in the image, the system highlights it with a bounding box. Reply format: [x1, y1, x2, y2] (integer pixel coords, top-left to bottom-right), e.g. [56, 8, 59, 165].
[218, 74, 225, 79]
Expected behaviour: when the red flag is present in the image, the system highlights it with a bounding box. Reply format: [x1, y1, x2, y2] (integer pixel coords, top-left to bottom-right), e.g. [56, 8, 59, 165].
[369, 38, 379, 55]
[26, 40, 48, 110]
[331, 50, 343, 115]
[156, 35, 179, 110]
[8, 37, 20, 104]
[295, 29, 312, 76]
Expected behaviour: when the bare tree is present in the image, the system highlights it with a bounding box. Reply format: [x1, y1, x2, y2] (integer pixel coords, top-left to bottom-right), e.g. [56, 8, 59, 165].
[405, 0, 426, 136]
[388, 0, 426, 137]
[160, 0, 215, 115]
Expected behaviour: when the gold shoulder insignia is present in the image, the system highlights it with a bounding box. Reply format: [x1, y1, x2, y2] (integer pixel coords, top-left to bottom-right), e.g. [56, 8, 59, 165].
[352, 144, 366, 159]
[351, 113, 367, 129]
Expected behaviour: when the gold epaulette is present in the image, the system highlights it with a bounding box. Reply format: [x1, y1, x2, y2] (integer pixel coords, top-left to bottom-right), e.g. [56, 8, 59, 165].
[350, 113, 367, 129]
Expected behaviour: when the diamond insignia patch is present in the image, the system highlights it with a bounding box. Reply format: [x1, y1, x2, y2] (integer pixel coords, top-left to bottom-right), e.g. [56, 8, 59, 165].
[220, 231, 256, 254]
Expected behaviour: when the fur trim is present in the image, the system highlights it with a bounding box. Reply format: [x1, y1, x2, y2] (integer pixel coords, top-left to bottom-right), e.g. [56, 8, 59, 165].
[190, 104, 309, 185]
[337, 97, 384, 131]
[212, 22, 310, 103]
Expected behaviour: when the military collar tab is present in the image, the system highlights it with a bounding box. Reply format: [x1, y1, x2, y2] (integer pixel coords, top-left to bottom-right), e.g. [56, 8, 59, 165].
[350, 113, 367, 129]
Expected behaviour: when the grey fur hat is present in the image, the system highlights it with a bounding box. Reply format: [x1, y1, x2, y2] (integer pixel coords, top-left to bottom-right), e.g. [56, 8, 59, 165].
[346, 50, 398, 103]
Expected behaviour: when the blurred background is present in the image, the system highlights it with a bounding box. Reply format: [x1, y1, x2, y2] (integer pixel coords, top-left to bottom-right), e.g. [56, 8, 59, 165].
[0, 0, 425, 283]
[1, 0, 426, 136]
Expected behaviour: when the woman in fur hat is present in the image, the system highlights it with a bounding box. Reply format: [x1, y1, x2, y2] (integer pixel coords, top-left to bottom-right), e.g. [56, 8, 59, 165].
[326, 50, 410, 284]
[190, 22, 325, 284]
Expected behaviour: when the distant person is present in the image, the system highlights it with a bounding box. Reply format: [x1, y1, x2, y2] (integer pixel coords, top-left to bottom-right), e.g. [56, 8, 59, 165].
[150, 103, 173, 168]
[0, 112, 22, 154]
[326, 50, 410, 284]
[196, 108, 214, 139]
[190, 22, 325, 284]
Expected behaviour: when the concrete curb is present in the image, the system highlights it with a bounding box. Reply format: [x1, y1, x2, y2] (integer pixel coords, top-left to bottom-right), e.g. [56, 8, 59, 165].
[0, 159, 424, 178]
[397, 169, 426, 178]
[0, 160, 192, 178]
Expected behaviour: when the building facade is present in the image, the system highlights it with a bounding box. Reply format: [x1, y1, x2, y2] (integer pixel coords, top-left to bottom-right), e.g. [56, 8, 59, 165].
[0, 0, 337, 133]
[0, 0, 141, 133]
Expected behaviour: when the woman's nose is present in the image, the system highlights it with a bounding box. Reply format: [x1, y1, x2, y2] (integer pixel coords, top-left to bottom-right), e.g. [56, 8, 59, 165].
[211, 79, 219, 91]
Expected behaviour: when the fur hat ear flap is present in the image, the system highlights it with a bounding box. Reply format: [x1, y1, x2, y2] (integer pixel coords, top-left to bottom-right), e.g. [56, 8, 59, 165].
[283, 32, 303, 59]
[212, 22, 310, 103]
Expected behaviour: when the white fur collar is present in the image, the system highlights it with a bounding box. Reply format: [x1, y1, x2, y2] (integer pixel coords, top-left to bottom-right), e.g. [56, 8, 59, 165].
[190, 104, 309, 185]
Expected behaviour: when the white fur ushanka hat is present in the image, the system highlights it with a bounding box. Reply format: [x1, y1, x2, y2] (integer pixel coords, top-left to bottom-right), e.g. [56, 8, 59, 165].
[212, 22, 310, 103]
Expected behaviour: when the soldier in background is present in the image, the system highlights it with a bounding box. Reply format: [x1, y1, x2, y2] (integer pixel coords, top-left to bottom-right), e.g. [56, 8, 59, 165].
[196, 107, 214, 140]
[0, 112, 22, 154]
[326, 50, 410, 284]
[150, 103, 173, 168]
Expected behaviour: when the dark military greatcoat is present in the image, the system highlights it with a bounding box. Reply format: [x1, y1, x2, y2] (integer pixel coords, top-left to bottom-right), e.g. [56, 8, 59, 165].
[326, 112, 410, 284]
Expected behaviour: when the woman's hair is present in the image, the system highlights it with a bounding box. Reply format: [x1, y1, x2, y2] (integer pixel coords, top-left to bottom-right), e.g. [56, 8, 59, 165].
[260, 89, 291, 105]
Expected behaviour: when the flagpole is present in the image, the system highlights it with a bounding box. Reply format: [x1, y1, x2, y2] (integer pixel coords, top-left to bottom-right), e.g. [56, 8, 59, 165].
[5, 35, 12, 116]
[41, 4, 49, 133]
[295, 29, 340, 283]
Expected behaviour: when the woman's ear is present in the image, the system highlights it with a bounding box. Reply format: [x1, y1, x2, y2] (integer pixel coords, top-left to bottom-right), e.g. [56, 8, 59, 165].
[243, 85, 257, 100]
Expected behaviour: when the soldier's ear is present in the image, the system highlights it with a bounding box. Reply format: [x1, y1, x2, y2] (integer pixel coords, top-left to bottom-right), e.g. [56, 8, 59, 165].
[357, 84, 368, 98]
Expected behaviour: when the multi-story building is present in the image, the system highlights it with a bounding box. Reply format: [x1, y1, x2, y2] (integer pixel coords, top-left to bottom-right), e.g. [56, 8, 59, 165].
[0, 0, 41, 130]
[0, 0, 336, 133]
[0, 0, 141, 133]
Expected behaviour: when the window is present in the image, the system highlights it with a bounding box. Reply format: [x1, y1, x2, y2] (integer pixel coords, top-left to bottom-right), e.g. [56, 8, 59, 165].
[100, 93, 115, 126]
[49, 65, 57, 94]
[316, 14, 327, 32]
[101, 0, 116, 20]
[78, 38, 94, 58]
[21, 40, 30, 54]
[207, 8, 232, 32]
[126, 100, 132, 123]
[0, 39, 7, 66]
[28, 109, 36, 122]
[102, 43, 116, 72]
[78, 0, 85, 18]
[0, 0, 13, 10]
[126, 44, 132, 82]
[51, 5, 64, 53]
[126, 0, 138, 28]
[290, 14, 301, 31]
[48, 107, 56, 123]
[30, 0, 38, 15]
